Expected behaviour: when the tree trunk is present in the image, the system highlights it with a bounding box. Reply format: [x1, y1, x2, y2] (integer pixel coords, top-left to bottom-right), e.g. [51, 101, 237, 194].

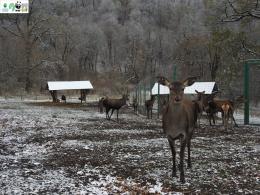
[25, 42, 32, 93]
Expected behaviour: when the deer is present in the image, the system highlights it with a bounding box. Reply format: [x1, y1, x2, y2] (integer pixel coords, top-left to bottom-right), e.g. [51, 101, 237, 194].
[61, 95, 66, 103]
[102, 94, 129, 121]
[194, 90, 219, 126]
[193, 90, 206, 127]
[145, 95, 155, 119]
[132, 97, 138, 114]
[98, 97, 105, 113]
[157, 76, 197, 183]
[209, 95, 244, 129]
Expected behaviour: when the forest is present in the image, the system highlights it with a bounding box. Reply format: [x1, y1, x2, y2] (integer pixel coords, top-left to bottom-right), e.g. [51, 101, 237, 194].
[0, 0, 259, 96]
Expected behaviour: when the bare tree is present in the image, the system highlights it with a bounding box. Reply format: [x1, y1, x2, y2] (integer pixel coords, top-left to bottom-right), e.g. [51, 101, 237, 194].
[1, 0, 50, 92]
[221, 0, 260, 22]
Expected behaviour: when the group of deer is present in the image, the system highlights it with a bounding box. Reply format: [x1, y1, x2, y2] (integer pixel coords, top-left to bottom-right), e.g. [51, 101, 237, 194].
[97, 76, 243, 183]
[195, 90, 244, 130]
[156, 76, 243, 183]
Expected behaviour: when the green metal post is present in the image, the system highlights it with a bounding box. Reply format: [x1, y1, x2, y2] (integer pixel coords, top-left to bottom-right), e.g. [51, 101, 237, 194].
[244, 62, 249, 125]
[173, 65, 177, 81]
[157, 82, 160, 119]
[143, 83, 146, 109]
[139, 84, 142, 107]
[138, 84, 140, 110]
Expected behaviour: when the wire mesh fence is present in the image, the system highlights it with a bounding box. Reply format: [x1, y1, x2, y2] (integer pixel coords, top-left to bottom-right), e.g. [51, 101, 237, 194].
[247, 60, 260, 125]
[129, 76, 170, 118]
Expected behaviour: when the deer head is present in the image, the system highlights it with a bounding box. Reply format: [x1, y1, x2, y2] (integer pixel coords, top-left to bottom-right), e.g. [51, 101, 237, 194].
[195, 90, 220, 112]
[157, 76, 196, 103]
[195, 90, 205, 101]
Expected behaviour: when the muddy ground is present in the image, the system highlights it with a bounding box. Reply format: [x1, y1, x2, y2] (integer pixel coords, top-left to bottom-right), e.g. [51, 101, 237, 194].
[0, 100, 259, 194]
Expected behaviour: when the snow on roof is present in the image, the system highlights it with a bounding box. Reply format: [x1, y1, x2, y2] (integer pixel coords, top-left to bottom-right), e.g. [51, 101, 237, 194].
[151, 82, 216, 95]
[184, 82, 216, 94]
[47, 81, 93, 91]
[151, 83, 170, 95]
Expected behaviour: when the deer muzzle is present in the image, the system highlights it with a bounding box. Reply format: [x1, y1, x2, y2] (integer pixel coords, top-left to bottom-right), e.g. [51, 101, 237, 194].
[174, 96, 181, 102]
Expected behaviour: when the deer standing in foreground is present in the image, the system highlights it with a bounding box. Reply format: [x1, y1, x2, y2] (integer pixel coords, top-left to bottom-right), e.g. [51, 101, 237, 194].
[145, 95, 155, 119]
[103, 94, 129, 121]
[157, 76, 197, 183]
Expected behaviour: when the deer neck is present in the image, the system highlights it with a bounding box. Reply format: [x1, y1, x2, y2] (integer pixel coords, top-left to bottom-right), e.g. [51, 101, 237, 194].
[167, 99, 186, 113]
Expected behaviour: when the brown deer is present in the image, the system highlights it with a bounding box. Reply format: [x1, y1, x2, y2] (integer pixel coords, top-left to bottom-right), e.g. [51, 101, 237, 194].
[98, 97, 105, 113]
[145, 95, 155, 119]
[61, 95, 66, 103]
[157, 76, 197, 183]
[195, 90, 219, 126]
[209, 96, 244, 129]
[132, 97, 138, 114]
[221, 103, 232, 130]
[103, 94, 129, 121]
[194, 90, 205, 127]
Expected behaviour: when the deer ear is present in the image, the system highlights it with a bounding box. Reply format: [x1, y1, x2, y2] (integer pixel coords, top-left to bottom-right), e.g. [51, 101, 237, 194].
[182, 76, 197, 87]
[157, 76, 171, 87]
[195, 90, 205, 94]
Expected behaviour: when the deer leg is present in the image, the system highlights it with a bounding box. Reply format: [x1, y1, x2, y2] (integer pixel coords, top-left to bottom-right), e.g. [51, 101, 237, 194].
[168, 138, 177, 177]
[208, 113, 211, 126]
[230, 112, 232, 129]
[187, 133, 193, 169]
[221, 111, 224, 125]
[208, 113, 213, 126]
[150, 109, 152, 119]
[197, 113, 201, 128]
[117, 109, 119, 121]
[212, 112, 216, 125]
[109, 109, 115, 119]
[231, 112, 238, 127]
[224, 112, 227, 130]
[105, 107, 109, 119]
[179, 137, 187, 183]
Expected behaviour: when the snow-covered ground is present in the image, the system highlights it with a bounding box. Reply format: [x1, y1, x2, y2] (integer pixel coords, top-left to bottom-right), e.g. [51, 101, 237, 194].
[0, 100, 259, 194]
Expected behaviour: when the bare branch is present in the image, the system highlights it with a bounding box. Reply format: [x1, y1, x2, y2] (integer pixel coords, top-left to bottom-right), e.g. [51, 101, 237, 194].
[221, 0, 260, 22]
[242, 41, 260, 56]
[2, 26, 22, 37]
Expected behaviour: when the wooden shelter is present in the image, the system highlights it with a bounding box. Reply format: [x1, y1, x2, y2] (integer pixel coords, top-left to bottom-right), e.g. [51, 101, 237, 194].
[46, 81, 93, 103]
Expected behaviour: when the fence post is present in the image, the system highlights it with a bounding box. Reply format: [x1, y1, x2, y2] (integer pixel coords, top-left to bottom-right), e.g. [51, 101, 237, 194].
[244, 62, 249, 125]
[173, 65, 177, 81]
[138, 84, 141, 110]
[143, 83, 146, 110]
[157, 82, 160, 119]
